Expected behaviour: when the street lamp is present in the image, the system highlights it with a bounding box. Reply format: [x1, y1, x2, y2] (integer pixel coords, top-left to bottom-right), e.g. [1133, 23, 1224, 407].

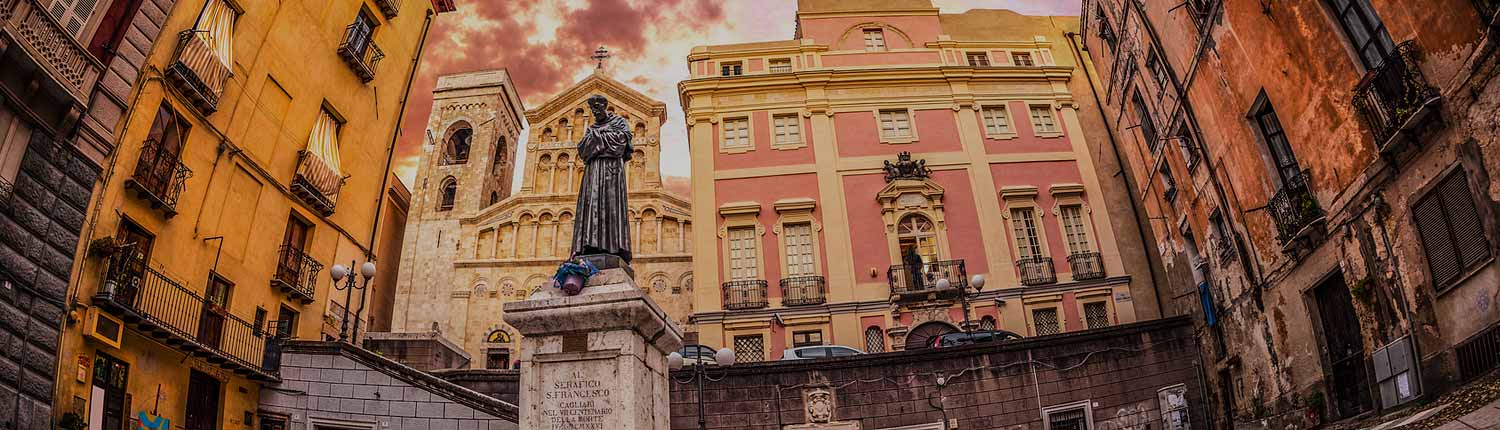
[330, 260, 376, 342]
[950, 275, 986, 333]
[668, 347, 736, 430]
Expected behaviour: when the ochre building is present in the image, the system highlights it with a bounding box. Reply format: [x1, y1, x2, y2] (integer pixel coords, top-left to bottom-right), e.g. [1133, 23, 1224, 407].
[388, 69, 693, 370]
[679, 0, 1169, 362]
[53, 1, 449, 430]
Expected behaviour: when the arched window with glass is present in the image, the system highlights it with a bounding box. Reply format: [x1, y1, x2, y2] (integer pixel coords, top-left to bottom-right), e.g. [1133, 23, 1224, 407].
[896, 213, 938, 263]
[438, 177, 457, 211]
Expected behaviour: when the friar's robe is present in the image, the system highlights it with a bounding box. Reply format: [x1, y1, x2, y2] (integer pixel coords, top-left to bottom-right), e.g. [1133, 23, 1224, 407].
[570, 113, 634, 262]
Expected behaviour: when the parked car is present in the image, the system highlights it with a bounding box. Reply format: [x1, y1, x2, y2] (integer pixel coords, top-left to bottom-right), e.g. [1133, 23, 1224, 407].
[930, 330, 1023, 348]
[678, 344, 720, 366]
[781, 345, 864, 360]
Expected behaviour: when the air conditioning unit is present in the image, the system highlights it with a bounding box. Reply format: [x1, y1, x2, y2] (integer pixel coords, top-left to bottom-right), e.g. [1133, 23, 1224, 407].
[84, 307, 124, 349]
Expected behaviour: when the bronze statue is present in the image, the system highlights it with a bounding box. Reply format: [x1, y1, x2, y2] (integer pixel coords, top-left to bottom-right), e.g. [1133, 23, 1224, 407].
[570, 94, 634, 263]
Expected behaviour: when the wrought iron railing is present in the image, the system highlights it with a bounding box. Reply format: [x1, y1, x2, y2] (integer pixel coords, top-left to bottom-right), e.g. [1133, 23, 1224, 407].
[1268, 170, 1324, 246]
[336, 23, 384, 82]
[779, 275, 826, 306]
[272, 244, 320, 304]
[1017, 256, 1057, 286]
[1068, 252, 1106, 281]
[721, 279, 768, 310]
[96, 255, 278, 380]
[373, 0, 400, 18]
[1473, 0, 1499, 27]
[125, 139, 191, 217]
[164, 30, 231, 113]
[1352, 41, 1440, 150]
[0, 0, 104, 102]
[887, 260, 967, 295]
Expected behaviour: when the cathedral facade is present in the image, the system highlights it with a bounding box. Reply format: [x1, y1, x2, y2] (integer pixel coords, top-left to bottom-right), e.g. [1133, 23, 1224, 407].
[390, 69, 693, 369]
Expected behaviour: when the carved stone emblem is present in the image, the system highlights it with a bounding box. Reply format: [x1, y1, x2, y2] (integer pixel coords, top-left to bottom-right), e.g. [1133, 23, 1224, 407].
[882, 151, 931, 183]
[805, 388, 835, 423]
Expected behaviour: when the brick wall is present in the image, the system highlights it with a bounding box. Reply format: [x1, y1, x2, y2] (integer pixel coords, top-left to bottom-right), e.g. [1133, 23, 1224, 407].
[261, 341, 516, 430]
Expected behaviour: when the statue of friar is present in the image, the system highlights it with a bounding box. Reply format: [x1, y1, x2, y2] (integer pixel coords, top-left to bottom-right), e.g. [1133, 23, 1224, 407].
[570, 94, 633, 263]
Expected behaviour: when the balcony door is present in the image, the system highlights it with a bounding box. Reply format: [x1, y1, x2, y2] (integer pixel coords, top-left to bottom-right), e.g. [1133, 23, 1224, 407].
[140, 104, 189, 197]
[197, 275, 231, 349]
[184, 371, 221, 430]
[1253, 101, 1302, 187]
[348, 11, 376, 57]
[112, 220, 155, 305]
[277, 217, 311, 285]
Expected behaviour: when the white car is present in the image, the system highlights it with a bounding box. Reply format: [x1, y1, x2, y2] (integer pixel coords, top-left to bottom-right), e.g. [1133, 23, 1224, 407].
[780, 345, 863, 361]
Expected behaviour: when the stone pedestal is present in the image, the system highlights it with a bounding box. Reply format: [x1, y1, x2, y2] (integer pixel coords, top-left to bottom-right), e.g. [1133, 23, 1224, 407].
[502, 268, 682, 430]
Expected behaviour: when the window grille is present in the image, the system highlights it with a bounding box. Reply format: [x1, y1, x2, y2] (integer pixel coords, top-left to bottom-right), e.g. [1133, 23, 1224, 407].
[1033, 308, 1061, 336]
[1084, 302, 1109, 329]
[733, 335, 764, 363]
[864, 327, 885, 353]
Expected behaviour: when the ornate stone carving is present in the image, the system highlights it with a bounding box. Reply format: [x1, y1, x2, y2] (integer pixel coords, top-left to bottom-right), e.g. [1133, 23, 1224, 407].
[882, 151, 931, 183]
[804, 388, 835, 423]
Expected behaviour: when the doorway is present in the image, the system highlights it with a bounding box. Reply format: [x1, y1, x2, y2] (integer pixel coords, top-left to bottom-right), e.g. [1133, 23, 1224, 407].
[89, 353, 128, 430]
[198, 275, 232, 350]
[1313, 272, 1372, 419]
[904, 321, 958, 350]
[185, 371, 220, 430]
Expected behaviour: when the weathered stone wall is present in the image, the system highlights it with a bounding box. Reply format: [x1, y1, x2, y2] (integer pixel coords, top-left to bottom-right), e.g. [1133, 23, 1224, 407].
[261, 341, 517, 430]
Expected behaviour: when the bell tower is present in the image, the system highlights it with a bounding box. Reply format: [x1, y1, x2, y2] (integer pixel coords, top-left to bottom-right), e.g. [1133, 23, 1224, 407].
[412, 69, 525, 218]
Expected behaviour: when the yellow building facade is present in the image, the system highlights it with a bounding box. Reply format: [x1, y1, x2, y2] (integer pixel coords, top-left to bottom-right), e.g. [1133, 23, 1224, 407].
[53, 1, 447, 430]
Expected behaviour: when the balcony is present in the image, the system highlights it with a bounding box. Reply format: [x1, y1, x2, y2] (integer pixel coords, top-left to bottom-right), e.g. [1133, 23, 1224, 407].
[124, 139, 191, 218]
[163, 30, 231, 113]
[291, 153, 339, 216]
[887, 259, 967, 301]
[1268, 170, 1325, 248]
[336, 24, 383, 83]
[1352, 41, 1442, 153]
[1017, 257, 1057, 286]
[1067, 252, 1106, 281]
[94, 256, 280, 381]
[272, 245, 320, 304]
[0, 0, 104, 103]
[721, 279, 768, 310]
[779, 275, 826, 306]
[373, 0, 399, 18]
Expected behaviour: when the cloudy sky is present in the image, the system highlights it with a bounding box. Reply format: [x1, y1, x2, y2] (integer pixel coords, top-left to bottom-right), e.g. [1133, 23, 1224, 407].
[392, 0, 1081, 192]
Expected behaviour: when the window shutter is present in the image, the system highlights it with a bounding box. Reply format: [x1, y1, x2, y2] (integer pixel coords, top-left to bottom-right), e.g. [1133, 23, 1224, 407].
[1442, 173, 1491, 271]
[49, 0, 100, 37]
[1414, 191, 1460, 286]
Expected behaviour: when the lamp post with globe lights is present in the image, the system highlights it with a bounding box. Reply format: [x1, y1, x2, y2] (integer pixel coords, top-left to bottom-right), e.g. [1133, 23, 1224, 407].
[668, 347, 737, 430]
[940, 274, 986, 333]
[330, 261, 376, 342]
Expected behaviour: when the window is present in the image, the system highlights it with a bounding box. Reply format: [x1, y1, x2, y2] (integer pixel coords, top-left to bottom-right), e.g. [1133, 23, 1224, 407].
[1084, 301, 1109, 329]
[733, 335, 764, 363]
[1095, 5, 1117, 49]
[443, 127, 472, 165]
[1146, 49, 1170, 90]
[773, 114, 802, 146]
[438, 177, 456, 211]
[346, 10, 377, 57]
[1210, 209, 1235, 260]
[727, 226, 758, 281]
[0, 108, 35, 184]
[1159, 164, 1178, 202]
[783, 222, 815, 276]
[966, 52, 990, 67]
[491, 137, 507, 174]
[1011, 208, 1042, 259]
[1029, 106, 1058, 134]
[720, 61, 743, 77]
[300, 107, 344, 205]
[48, 0, 101, 37]
[1132, 93, 1159, 152]
[136, 103, 191, 200]
[1253, 100, 1301, 185]
[721, 117, 749, 148]
[768, 58, 792, 73]
[252, 308, 267, 337]
[275, 306, 299, 338]
[487, 346, 519, 370]
[863, 28, 886, 51]
[897, 214, 938, 262]
[982, 106, 1011, 135]
[792, 330, 823, 348]
[878, 109, 912, 139]
[1414, 170, 1490, 291]
[1060, 205, 1091, 254]
[1044, 403, 1090, 430]
[1325, 0, 1394, 69]
[1012, 52, 1035, 66]
[1175, 124, 1200, 168]
[1032, 307, 1061, 336]
[864, 326, 885, 353]
[979, 316, 996, 331]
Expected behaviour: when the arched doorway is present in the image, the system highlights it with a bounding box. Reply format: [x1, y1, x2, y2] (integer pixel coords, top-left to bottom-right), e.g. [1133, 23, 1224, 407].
[905, 321, 958, 350]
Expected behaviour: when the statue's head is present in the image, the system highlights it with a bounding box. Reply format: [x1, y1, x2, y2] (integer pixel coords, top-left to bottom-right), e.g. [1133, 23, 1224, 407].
[587, 95, 609, 122]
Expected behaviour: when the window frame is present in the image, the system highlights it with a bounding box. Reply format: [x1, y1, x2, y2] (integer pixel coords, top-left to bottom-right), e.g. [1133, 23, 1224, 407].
[732, 334, 766, 363]
[437, 177, 457, 211]
[1411, 168, 1493, 293]
[1059, 204, 1093, 255]
[719, 61, 744, 77]
[965, 51, 991, 67]
[791, 330, 823, 348]
[771, 112, 804, 149]
[1011, 51, 1035, 67]
[863, 28, 887, 51]
[1132, 92, 1160, 153]
[719, 202, 765, 282]
[718, 115, 753, 153]
[1323, 0, 1395, 71]
[980, 103, 1017, 139]
[875, 108, 917, 143]
[1041, 400, 1095, 430]
[1250, 96, 1302, 187]
[1159, 162, 1178, 203]
[1027, 104, 1062, 137]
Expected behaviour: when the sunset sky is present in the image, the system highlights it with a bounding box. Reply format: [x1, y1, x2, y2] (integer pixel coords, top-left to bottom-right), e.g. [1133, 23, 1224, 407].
[392, 0, 1081, 193]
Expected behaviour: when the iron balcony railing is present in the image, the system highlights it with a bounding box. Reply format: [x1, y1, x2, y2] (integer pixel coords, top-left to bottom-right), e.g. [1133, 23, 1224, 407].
[1268, 170, 1325, 247]
[1067, 252, 1106, 281]
[721, 279, 768, 310]
[272, 244, 321, 304]
[1017, 256, 1057, 286]
[95, 255, 279, 381]
[124, 139, 191, 217]
[164, 30, 231, 113]
[336, 23, 384, 82]
[1352, 41, 1441, 151]
[0, 0, 104, 103]
[779, 275, 826, 306]
[887, 259, 967, 295]
[373, 0, 399, 18]
[1476, 0, 1500, 27]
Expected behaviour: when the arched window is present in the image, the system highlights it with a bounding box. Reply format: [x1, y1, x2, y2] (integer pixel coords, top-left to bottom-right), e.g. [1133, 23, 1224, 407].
[897, 214, 938, 262]
[634, 123, 646, 137]
[438, 177, 457, 211]
[905, 321, 958, 350]
[542, 128, 555, 140]
[443, 127, 472, 165]
[864, 326, 885, 353]
[491, 136, 507, 175]
[979, 316, 996, 331]
[489, 192, 499, 205]
[676, 275, 690, 294]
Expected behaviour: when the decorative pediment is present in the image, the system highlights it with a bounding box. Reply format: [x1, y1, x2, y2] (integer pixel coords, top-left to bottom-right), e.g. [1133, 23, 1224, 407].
[877, 177, 944, 207]
[523, 70, 667, 124]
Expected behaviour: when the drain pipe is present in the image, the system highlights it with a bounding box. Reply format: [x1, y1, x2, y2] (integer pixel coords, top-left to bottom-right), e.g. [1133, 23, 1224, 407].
[367, 8, 437, 258]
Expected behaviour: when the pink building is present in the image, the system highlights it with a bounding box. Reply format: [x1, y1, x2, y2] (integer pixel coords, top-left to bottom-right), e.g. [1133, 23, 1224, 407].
[679, 0, 1169, 361]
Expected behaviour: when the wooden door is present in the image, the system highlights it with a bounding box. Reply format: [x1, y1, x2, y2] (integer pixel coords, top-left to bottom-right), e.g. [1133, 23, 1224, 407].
[184, 371, 220, 430]
[1314, 273, 1373, 418]
[197, 277, 231, 349]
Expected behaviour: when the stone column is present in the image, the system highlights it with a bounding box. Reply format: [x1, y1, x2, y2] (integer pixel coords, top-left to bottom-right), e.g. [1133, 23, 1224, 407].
[502, 268, 682, 430]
